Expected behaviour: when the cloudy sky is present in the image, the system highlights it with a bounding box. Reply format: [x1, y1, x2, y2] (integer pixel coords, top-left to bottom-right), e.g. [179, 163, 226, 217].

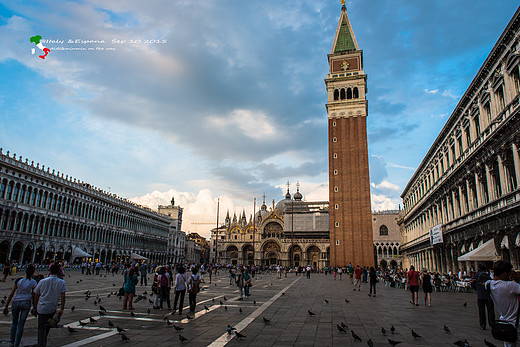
[1, 1, 518, 237]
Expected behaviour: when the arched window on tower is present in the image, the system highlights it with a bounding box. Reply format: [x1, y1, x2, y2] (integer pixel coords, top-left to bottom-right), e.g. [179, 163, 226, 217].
[334, 89, 339, 101]
[340, 88, 346, 100]
[379, 225, 389, 236]
[353, 87, 359, 98]
[347, 88, 352, 99]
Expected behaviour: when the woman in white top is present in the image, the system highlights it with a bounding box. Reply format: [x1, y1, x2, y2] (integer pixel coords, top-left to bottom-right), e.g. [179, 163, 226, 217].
[172, 266, 188, 314]
[3, 264, 37, 347]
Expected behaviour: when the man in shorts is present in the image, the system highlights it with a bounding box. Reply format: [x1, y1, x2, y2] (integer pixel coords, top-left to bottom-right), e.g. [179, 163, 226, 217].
[407, 265, 420, 306]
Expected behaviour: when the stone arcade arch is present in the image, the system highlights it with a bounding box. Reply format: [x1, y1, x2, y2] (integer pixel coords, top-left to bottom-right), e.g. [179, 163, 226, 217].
[306, 246, 320, 268]
[288, 245, 303, 267]
[64, 246, 72, 262]
[242, 244, 254, 265]
[226, 245, 239, 265]
[262, 241, 281, 266]
[22, 244, 34, 264]
[34, 246, 45, 264]
[0, 240, 10, 265]
[10, 241, 23, 264]
[45, 245, 55, 264]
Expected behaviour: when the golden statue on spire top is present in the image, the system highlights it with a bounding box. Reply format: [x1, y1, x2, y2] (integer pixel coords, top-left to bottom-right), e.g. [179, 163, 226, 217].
[341, 0, 345, 5]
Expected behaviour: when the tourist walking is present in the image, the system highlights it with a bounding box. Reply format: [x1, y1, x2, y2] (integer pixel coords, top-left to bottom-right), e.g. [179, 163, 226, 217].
[172, 266, 187, 314]
[354, 265, 362, 291]
[486, 260, 520, 346]
[123, 267, 138, 310]
[229, 267, 236, 285]
[471, 264, 495, 330]
[338, 267, 343, 280]
[3, 263, 11, 281]
[407, 265, 420, 306]
[244, 268, 251, 298]
[140, 263, 148, 286]
[421, 269, 432, 307]
[33, 264, 66, 347]
[188, 267, 201, 314]
[306, 265, 311, 279]
[158, 267, 171, 310]
[348, 264, 354, 283]
[368, 267, 377, 297]
[3, 264, 37, 347]
[236, 268, 245, 299]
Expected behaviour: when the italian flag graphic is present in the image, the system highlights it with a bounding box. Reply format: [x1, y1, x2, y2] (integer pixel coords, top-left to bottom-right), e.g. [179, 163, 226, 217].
[30, 35, 50, 59]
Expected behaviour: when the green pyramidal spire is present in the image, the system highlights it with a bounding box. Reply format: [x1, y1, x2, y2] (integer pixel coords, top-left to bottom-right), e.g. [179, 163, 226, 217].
[332, 6, 359, 53]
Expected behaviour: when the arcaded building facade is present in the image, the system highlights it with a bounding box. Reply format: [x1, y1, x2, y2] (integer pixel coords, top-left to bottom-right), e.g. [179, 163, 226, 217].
[400, 7, 520, 272]
[373, 210, 401, 269]
[0, 149, 171, 265]
[326, 4, 374, 267]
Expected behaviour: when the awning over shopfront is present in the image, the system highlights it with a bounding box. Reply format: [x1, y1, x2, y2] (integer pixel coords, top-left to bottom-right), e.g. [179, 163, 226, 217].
[457, 239, 500, 262]
[71, 247, 92, 258]
[130, 252, 148, 260]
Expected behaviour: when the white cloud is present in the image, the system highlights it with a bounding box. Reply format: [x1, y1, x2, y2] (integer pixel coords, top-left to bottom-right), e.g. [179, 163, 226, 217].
[371, 180, 400, 191]
[371, 193, 399, 211]
[387, 163, 415, 170]
[130, 188, 255, 239]
[442, 89, 459, 99]
[208, 109, 279, 140]
[424, 89, 438, 94]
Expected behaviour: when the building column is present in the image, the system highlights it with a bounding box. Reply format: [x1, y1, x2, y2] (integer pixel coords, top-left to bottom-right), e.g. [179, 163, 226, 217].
[451, 190, 459, 218]
[485, 164, 496, 201]
[466, 178, 474, 211]
[474, 172, 482, 207]
[498, 154, 509, 195]
[451, 247, 458, 273]
[458, 185, 466, 215]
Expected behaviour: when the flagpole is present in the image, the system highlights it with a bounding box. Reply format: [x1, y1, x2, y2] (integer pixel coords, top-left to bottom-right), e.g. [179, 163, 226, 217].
[215, 198, 219, 264]
[253, 198, 256, 266]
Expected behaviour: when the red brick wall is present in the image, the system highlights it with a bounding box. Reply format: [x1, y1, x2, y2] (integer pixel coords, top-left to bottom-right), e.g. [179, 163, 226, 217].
[329, 115, 374, 267]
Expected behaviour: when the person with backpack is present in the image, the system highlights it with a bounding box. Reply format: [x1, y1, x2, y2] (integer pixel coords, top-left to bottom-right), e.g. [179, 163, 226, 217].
[188, 267, 201, 314]
[158, 267, 171, 310]
[3, 264, 37, 347]
[172, 266, 188, 315]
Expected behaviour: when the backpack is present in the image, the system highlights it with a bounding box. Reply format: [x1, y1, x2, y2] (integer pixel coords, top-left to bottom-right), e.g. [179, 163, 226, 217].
[160, 274, 169, 287]
[190, 275, 201, 294]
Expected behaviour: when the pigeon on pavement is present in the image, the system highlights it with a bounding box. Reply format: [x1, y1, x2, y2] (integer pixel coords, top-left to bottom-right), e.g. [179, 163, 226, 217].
[351, 330, 362, 342]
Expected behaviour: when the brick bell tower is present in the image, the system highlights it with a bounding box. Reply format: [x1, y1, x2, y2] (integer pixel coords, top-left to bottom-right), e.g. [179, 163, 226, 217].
[326, 3, 374, 267]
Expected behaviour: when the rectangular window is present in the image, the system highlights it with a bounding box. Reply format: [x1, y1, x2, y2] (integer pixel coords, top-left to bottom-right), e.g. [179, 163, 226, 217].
[496, 85, 505, 111]
[465, 127, 471, 147]
[474, 114, 481, 135]
[457, 137, 463, 156]
[483, 102, 491, 125]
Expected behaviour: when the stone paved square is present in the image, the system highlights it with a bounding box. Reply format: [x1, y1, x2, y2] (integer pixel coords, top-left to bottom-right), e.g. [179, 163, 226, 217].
[0, 270, 504, 346]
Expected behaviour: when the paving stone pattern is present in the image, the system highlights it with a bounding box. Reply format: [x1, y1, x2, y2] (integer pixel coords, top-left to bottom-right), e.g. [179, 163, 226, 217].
[0, 270, 504, 346]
